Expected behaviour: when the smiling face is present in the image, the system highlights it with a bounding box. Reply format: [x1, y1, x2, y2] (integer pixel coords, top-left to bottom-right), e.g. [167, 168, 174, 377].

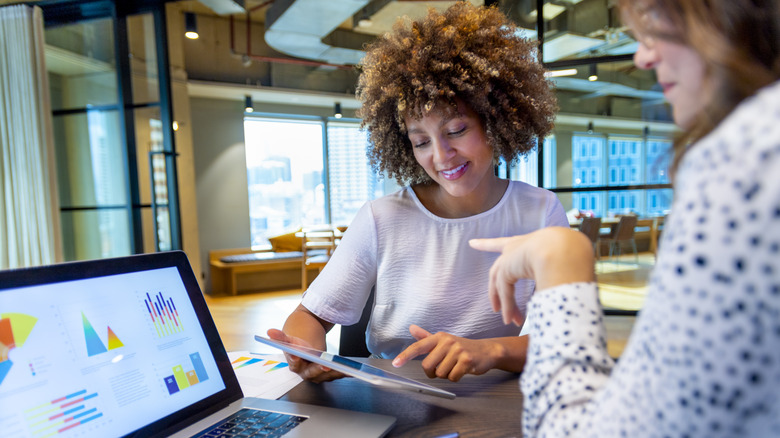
[634, 37, 706, 129]
[404, 100, 504, 216]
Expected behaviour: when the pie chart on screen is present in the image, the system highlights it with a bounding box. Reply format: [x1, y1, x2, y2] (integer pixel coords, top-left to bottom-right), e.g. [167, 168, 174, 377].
[0, 312, 38, 385]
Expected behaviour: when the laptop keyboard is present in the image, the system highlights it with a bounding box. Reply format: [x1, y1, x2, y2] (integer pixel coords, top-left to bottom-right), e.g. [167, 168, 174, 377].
[193, 408, 307, 437]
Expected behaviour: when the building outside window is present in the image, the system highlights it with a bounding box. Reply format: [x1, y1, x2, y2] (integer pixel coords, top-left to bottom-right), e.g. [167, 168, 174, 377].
[244, 117, 324, 248]
[244, 117, 398, 248]
[327, 122, 387, 226]
[569, 134, 672, 217]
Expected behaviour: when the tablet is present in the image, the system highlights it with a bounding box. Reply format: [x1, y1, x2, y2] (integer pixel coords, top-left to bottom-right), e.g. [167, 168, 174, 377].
[254, 335, 456, 399]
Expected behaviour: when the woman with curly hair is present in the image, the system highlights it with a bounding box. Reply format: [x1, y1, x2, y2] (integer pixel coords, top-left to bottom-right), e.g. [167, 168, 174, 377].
[268, 2, 567, 383]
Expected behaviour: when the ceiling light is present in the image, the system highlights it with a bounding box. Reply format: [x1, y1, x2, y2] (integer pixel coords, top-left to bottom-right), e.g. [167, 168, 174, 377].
[588, 64, 598, 81]
[358, 13, 372, 28]
[587, 122, 594, 133]
[185, 12, 199, 40]
[544, 68, 578, 78]
[245, 95, 253, 113]
[334, 102, 342, 119]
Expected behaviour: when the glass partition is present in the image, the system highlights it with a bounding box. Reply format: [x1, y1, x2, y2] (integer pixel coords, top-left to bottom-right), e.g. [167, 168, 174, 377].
[539, 0, 632, 63]
[60, 210, 131, 261]
[44, 3, 180, 261]
[46, 19, 117, 111]
[127, 14, 160, 105]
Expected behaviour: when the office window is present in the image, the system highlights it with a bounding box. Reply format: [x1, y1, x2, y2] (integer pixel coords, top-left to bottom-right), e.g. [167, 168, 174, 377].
[608, 136, 642, 187]
[327, 122, 397, 225]
[244, 118, 325, 247]
[244, 117, 398, 247]
[647, 189, 673, 216]
[572, 135, 605, 188]
[608, 189, 643, 216]
[646, 139, 672, 184]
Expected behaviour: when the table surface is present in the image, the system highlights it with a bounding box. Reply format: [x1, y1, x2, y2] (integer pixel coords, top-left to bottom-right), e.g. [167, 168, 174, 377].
[569, 216, 664, 227]
[280, 358, 523, 438]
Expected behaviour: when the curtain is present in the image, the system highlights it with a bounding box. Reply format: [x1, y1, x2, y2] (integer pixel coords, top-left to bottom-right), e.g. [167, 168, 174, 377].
[0, 5, 62, 269]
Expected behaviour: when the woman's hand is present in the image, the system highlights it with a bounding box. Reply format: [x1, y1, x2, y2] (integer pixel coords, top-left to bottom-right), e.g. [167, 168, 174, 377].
[469, 226, 596, 326]
[391, 325, 507, 382]
[266, 328, 346, 383]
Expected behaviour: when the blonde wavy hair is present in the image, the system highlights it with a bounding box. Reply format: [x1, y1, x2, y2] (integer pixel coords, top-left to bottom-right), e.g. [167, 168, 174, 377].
[356, 2, 557, 185]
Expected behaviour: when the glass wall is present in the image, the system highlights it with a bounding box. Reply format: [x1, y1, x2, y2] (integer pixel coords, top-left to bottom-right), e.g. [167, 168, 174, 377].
[43, 2, 180, 261]
[526, 0, 676, 221]
[47, 17, 130, 260]
[244, 116, 399, 247]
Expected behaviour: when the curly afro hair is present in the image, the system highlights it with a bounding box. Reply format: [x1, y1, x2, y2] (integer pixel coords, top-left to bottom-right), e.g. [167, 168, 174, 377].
[356, 2, 558, 185]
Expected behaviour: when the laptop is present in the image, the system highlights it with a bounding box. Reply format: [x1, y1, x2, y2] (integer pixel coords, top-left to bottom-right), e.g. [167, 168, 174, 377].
[0, 251, 395, 438]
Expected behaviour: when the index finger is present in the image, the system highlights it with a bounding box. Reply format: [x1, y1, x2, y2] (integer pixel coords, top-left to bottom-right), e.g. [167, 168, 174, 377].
[469, 237, 511, 253]
[391, 336, 438, 368]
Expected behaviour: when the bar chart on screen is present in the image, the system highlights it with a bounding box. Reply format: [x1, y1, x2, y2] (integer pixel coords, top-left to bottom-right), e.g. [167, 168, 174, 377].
[142, 291, 184, 338]
[162, 352, 210, 395]
[24, 388, 105, 436]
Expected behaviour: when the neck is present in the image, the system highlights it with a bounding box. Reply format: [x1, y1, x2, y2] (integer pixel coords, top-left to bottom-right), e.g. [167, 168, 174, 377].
[414, 177, 509, 218]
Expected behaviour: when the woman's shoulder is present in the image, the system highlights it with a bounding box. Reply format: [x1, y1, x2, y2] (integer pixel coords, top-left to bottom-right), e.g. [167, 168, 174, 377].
[362, 186, 423, 216]
[367, 186, 414, 207]
[505, 180, 559, 200]
[684, 80, 780, 172]
[725, 80, 780, 134]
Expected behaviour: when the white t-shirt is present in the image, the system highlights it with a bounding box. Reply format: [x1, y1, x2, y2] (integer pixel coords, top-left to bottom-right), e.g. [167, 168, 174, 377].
[302, 180, 568, 358]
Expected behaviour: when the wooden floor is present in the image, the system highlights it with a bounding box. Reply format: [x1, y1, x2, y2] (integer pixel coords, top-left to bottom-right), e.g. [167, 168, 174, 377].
[204, 252, 654, 358]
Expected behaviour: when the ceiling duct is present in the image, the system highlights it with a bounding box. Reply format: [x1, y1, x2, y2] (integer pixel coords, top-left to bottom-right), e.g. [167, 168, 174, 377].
[198, 0, 246, 15]
[265, 0, 370, 66]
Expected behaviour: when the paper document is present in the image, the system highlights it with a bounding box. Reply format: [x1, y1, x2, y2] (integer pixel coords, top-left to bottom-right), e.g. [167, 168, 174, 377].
[227, 351, 303, 399]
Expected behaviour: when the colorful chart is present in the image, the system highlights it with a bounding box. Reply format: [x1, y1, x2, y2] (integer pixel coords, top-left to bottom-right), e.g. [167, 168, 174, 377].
[0, 313, 38, 385]
[25, 389, 103, 436]
[82, 312, 124, 357]
[143, 291, 183, 337]
[231, 356, 289, 373]
[163, 352, 209, 395]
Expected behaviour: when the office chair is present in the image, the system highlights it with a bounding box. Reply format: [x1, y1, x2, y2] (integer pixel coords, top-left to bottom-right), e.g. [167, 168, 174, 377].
[603, 215, 639, 264]
[578, 217, 603, 259]
[338, 287, 374, 357]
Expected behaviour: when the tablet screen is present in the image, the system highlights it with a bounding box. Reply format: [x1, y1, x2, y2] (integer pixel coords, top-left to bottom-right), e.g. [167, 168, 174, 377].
[254, 336, 456, 399]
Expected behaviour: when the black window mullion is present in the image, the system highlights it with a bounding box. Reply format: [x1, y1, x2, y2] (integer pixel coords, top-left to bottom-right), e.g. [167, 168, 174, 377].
[114, 12, 143, 254]
[322, 118, 331, 224]
[154, 6, 182, 251]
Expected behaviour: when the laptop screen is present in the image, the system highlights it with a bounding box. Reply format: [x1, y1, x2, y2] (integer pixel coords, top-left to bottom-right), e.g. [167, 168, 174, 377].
[0, 252, 239, 437]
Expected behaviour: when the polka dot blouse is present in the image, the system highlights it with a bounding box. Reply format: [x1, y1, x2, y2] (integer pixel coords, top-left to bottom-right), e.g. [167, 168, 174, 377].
[521, 81, 780, 437]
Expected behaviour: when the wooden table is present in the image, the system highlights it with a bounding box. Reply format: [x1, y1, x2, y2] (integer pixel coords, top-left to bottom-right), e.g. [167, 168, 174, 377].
[281, 358, 523, 437]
